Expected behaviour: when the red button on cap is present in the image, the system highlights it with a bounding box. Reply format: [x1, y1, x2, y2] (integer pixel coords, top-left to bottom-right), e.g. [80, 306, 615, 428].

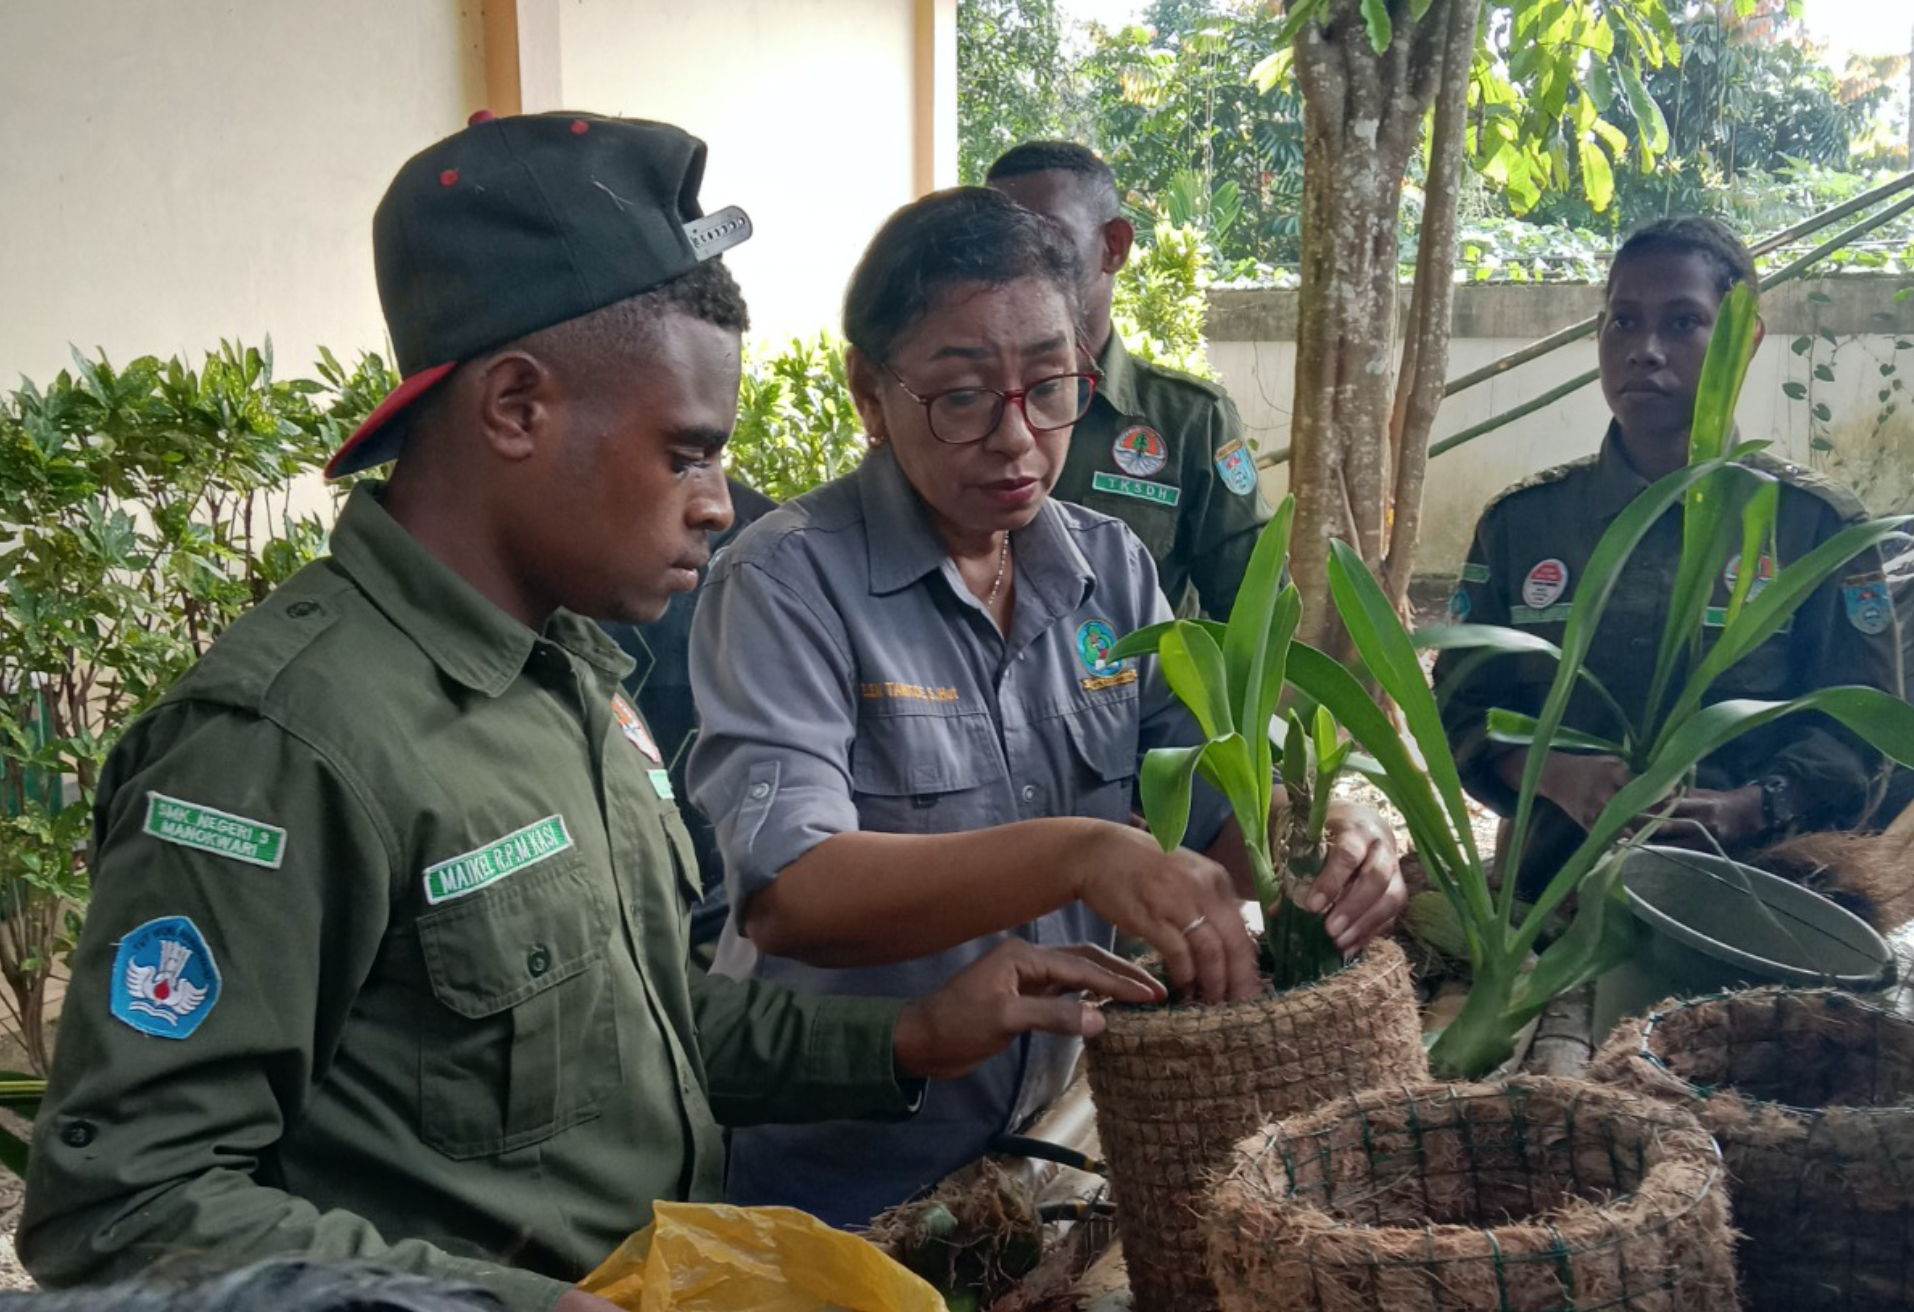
[467, 109, 497, 125]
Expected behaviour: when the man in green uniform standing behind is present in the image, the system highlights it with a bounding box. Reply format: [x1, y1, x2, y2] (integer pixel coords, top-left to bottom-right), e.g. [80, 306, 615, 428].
[987, 142, 1271, 619]
[20, 112, 1160, 1312]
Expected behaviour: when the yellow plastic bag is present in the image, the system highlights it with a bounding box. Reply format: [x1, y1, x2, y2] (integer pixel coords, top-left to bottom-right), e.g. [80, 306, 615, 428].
[577, 1201, 947, 1312]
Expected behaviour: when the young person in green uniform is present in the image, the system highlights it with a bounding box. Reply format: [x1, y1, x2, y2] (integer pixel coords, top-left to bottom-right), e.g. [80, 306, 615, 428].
[986, 142, 1272, 620]
[1437, 217, 1903, 895]
[19, 112, 1163, 1312]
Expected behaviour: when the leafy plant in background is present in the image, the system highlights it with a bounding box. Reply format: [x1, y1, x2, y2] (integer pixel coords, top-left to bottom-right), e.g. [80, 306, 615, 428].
[1288, 285, 1914, 1077]
[1109, 498, 1346, 990]
[0, 340, 389, 1167]
[1783, 279, 1913, 474]
[1112, 220, 1218, 378]
[726, 333, 867, 502]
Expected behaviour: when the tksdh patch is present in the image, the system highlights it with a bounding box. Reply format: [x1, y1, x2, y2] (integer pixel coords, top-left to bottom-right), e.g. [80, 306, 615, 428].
[111, 915, 221, 1040]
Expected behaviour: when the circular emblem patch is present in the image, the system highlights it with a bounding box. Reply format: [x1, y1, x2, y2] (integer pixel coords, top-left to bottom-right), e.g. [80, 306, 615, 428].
[1723, 554, 1774, 601]
[1111, 426, 1168, 478]
[1076, 619, 1121, 673]
[1522, 559, 1569, 609]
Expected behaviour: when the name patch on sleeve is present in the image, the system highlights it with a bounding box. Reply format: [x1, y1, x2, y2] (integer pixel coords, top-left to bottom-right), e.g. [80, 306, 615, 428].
[143, 793, 287, 869]
[423, 815, 574, 905]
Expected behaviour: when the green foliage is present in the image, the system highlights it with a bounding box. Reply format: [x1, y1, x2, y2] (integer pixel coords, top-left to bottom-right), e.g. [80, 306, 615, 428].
[1295, 287, 1914, 1076]
[956, 0, 1080, 186]
[726, 333, 866, 502]
[0, 341, 387, 1082]
[1112, 221, 1218, 377]
[1082, 8, 1305, 268]
[1109, 498, 1343, 990]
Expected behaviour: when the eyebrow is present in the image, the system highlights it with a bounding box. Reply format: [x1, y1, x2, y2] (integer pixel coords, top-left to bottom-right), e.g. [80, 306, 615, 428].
[927, 333, 1074, 362]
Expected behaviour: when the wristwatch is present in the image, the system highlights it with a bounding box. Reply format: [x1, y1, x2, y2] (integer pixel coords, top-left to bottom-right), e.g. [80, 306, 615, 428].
[1754, 773, 1799, 837]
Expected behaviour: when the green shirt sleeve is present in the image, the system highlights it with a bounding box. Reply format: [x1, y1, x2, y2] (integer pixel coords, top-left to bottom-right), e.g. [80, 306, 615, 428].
[689, 969, 920, 1127]
[19, 703, 570, 1312]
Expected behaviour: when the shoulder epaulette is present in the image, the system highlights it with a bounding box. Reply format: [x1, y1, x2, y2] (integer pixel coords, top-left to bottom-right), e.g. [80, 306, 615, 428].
[1483, 451, 1603, 512]
[1745, 450, 1869, 520]
[1128, 353, 1234, 403]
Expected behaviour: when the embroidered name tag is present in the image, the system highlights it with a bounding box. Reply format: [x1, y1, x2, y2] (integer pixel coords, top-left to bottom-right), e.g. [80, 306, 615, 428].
[424, 815, 573, 905]
[1081, 669, 1140, 693]
[1092, 471, 1180, 507]
[648, 769, 676, 801]
[860, 682, 961, 703]
[143, 793, 287, 869]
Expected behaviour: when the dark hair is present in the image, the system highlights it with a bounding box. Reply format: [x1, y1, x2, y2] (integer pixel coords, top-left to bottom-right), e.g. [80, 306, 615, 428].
[527, 256, 750, 378]
[0, 1259, 504, 1312]
[1608, 217, 1758, 302]
[842, 188, 1084, 366]
[985, 141, 1121, 223]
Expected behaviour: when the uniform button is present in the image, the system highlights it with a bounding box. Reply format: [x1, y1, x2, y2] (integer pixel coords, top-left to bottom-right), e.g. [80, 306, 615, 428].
[286, 601, 320, 618]
[61, 1120, 96, 1148]
[749, 782, 771, 801]
[526, 945, 552, 977]
[1630, 637, 1648, 650]
[1021, 784, 1040, 802]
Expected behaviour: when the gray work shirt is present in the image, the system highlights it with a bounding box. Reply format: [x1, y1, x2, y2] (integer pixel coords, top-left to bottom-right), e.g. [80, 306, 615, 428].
[688, 445, 1228, 1226]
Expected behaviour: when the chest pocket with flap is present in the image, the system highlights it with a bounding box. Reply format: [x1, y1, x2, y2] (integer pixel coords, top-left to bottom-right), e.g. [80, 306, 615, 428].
[415, 853, 617, 1159]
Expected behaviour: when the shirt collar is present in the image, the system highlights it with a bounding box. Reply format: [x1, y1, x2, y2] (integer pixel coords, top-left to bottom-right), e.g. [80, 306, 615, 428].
[1589, 422, 1653, 523]
[857, 446, 1095, 614]
[1092, 332, 1140, 416]
[329, 484, 632, 697]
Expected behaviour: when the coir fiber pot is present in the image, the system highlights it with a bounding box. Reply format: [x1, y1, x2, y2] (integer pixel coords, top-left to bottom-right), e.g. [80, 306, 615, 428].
[1204, 1076, 1738, 1312]
[1083, 937, 1426, 1312]
[1592, 844, 1893, 1036]
[1591, 987, 1914, 1311]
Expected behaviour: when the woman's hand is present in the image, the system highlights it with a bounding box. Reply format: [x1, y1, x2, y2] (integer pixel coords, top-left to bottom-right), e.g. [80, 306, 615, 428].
[1300, 801, 1405, 953]
[1071, 824, 1263, 1005]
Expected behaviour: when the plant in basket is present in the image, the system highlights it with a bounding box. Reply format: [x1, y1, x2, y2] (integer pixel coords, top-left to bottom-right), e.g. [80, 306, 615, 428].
[1086, 498, 1427, 1312]
[1287, 283, 1914, 1079]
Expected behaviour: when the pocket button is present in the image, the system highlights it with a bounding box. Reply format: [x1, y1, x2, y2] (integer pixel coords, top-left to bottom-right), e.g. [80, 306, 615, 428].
[526, 945, 553, 978]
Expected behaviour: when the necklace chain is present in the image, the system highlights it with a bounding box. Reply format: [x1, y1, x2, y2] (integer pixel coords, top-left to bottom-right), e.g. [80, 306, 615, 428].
[984, 533, 1011, 608]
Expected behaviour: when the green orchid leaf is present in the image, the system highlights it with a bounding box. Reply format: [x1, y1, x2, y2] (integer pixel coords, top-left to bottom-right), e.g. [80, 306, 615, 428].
[1158, 621, 1235, 742]
[1138, 745, 1206, 854]
[1658, 513, 1913, 751]
[1508, 855, 1638, 1020]
[1327, 541, 1482, 870]
[1108, 618, 1227, 664]
[1486, 709, 1624, 756]
[1224, 495, 1295, 742]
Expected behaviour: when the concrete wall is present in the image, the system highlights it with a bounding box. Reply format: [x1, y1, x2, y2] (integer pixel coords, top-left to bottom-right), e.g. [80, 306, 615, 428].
[1, 0, 954, 388]
[1209, 276, 1914, 577]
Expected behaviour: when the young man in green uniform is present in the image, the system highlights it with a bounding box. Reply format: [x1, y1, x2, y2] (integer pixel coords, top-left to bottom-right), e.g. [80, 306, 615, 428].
[1437, 217, 1903, 894]
[986, 142, 1272, 620]
[20, 112, 1160, 1312]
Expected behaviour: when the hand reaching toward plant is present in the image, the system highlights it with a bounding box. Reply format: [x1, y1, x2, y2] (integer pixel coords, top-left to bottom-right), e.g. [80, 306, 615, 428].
[1072, 823, 1264, 1005]
[1298, 800, 1405, 953]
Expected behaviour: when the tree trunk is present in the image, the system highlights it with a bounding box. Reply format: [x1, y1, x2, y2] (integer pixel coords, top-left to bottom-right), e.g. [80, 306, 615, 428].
[1288, 0, 1481, 650]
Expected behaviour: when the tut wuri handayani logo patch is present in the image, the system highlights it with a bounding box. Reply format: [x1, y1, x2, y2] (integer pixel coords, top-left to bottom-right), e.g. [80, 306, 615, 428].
[111, 915, 221, 1040]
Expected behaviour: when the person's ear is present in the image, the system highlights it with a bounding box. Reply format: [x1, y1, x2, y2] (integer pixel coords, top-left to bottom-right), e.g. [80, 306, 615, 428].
[845, 346, 889, 446]
[1102, 216, 1136, 276]
[472, 350, 557, 463]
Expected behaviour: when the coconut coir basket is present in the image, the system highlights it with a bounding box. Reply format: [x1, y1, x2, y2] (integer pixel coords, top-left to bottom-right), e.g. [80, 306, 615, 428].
[1203, 1076, 1738, 1312]
[1084, 936, 1426, 1312]
[1591, 987, 1914, 1311]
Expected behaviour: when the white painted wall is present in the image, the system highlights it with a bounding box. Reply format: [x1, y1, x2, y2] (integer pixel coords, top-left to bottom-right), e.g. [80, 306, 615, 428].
[1212, 278, 1914, 576]
[2, 0, 950, 389]
[554, 0, 934, 344]
[0, 0, 485, 387]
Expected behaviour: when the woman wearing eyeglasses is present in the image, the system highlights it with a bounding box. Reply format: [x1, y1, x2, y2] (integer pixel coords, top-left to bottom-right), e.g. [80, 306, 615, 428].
[686, 188, 1404, 1226]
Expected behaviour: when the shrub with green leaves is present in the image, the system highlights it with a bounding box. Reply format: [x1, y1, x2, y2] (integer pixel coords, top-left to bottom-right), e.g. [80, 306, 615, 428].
[0, 341, 390, 1096]
[725, 333, 867, 502]
[1112, 219, 1217, 378]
